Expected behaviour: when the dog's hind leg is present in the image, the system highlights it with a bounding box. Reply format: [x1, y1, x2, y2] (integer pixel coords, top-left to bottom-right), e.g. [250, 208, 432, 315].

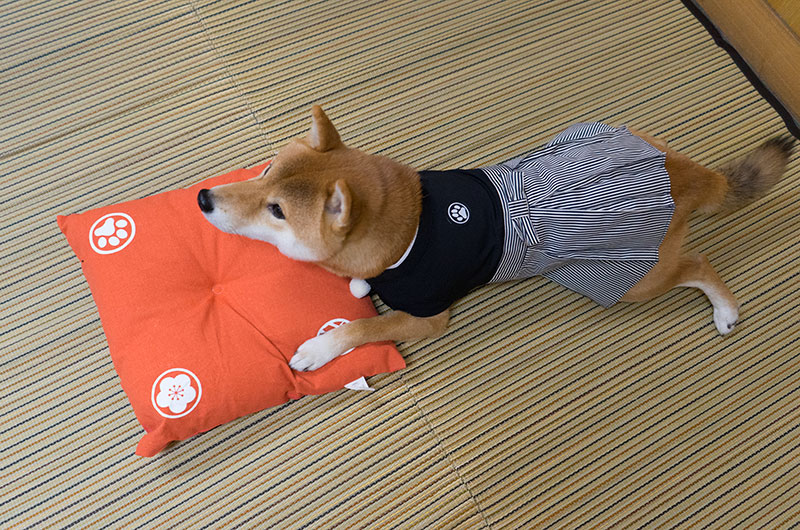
[674, 254, 739, 335]
[623, 253, 739, 335]
[622, 133, 792, 336]
[620, 201, 738, 334]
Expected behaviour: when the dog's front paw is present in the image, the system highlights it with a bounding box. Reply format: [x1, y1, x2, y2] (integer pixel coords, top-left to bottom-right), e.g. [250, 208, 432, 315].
[290, 334, 339, 371]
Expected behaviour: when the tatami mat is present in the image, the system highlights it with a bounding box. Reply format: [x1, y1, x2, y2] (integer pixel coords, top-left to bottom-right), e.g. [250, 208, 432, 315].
[2, 0, 799, 527]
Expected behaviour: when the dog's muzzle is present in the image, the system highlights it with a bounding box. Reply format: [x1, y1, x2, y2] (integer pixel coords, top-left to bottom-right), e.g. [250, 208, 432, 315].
[197, 189, 214, 213]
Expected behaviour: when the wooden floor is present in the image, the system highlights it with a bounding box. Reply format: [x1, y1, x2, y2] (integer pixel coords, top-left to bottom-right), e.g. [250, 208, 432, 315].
[694, 0, 800, 129]
[768, 0, 800, 31]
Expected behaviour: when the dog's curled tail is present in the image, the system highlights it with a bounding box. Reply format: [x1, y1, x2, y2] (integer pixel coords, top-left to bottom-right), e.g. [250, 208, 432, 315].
[711, 136, 795, 212]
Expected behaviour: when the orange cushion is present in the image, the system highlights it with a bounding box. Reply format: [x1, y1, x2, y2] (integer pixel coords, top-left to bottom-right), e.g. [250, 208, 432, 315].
[57, 163, 404, 457]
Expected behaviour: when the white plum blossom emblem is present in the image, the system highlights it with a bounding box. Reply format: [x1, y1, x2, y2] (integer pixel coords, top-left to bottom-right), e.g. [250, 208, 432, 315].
[151, 368, 202, 419]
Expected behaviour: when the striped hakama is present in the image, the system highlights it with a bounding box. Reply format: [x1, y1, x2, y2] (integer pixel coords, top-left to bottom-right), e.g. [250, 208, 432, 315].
[481, 122, 676, 307]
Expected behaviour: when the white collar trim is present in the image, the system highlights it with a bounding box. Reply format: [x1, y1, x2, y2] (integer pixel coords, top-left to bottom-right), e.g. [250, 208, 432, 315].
[387, 225, 419, 269]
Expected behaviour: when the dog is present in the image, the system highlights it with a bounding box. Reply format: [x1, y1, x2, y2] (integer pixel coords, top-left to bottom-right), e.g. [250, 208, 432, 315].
[198, 105, 793, 371]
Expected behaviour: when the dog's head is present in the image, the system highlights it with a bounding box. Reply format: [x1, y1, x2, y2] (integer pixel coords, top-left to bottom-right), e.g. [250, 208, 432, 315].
[198, 106, 419, 275]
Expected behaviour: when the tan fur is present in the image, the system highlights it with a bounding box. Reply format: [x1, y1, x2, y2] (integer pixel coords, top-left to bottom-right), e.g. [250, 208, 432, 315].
[622, 133, 792, 311]
[202, 107, 421, 277]
[200, 107, 793, 371]
[620, 133, 730, 302]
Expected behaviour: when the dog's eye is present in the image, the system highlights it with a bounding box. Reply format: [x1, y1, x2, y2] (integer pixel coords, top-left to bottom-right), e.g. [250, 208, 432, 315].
[267, 203, 285, 220]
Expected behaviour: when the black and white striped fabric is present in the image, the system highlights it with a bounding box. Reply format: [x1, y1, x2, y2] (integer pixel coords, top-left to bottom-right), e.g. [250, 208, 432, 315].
[481, 122, 676, 307]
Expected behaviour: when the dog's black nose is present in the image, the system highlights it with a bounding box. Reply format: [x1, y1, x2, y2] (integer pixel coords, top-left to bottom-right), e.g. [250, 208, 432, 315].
[197, 189, 214, 213]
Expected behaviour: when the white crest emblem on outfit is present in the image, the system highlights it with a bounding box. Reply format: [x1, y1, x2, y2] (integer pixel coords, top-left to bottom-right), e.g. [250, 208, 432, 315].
[448, 202, 470, 224]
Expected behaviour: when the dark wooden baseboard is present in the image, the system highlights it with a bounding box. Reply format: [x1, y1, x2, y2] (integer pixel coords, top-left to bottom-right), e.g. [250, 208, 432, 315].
[683, 0, 800, 139]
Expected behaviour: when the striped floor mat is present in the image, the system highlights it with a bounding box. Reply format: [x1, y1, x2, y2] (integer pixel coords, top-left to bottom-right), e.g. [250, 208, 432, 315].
[2, 0, 799, 527]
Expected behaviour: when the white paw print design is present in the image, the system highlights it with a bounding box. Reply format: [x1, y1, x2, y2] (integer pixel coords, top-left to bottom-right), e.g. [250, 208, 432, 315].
[89, 213, 135, 254]
[448, 202, 470, 224]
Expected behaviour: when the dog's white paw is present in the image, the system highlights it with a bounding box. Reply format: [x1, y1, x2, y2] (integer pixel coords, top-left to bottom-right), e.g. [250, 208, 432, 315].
[290, 334, 339, 372]
[713, 303, 739, 335]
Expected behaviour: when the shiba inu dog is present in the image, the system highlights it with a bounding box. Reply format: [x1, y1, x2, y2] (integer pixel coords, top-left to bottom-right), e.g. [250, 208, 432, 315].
[198, 105, 793, 371]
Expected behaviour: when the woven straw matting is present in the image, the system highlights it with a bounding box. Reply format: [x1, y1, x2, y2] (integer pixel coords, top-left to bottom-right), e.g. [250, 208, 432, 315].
[2, 1, 799, 527]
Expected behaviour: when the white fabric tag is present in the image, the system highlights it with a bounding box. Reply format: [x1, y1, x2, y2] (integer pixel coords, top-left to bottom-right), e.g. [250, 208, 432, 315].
[344, 377, 374, 391]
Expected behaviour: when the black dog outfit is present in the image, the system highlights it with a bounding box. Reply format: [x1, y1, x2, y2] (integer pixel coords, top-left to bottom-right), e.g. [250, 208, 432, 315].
[367, 122, 676, 317]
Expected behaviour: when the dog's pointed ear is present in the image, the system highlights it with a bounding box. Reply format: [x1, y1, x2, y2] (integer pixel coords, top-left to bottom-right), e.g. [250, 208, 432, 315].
[307, 105, 342, 152]
[326, 179, 352, 234]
